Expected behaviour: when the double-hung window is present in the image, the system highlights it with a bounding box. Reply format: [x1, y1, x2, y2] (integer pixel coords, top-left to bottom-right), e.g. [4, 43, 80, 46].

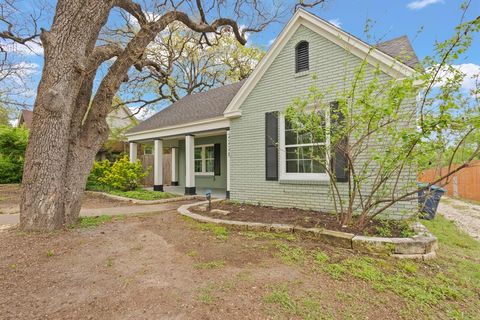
[194, 144, 215, 175]
[279, 111, 329, 181]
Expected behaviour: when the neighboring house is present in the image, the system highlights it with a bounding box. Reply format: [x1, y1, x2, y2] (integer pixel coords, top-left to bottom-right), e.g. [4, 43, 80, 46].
[126, 9, 420, 216]
[97, 104, 138, 161]
[19, 105, 137, 161]
[17, 110, 33, 128]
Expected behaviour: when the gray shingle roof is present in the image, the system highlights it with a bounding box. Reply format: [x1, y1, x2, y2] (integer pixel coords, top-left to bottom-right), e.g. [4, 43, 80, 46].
[377, 35, 421, 70]
[129, 36, 420, 135]
[128, 80, 246, 134]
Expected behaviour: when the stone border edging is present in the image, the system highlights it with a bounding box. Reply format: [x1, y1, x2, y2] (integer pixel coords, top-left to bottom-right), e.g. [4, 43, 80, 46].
[87, 191, 205, 205]
[178, 201, 438, 260]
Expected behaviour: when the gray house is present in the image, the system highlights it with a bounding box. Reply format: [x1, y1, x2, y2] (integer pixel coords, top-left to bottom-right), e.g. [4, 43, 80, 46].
[126, 9, 419, 215]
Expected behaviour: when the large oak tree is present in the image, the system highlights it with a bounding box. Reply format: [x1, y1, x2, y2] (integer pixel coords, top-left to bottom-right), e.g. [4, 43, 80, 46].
[4, 0, 325, 231]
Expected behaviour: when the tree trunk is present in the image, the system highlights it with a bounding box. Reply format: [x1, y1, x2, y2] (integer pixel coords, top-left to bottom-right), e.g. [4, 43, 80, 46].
[20, 0, 113, 231]
[19, 0, 250, 231]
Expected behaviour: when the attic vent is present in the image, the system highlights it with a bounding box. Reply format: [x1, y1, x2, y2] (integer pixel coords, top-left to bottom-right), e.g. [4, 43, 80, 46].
[295, 41, 309, 73]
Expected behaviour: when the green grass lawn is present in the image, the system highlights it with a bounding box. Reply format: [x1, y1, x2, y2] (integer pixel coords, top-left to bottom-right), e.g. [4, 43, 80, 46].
[259, 214, 480, 319]
[87, 184, 178, 201]
[107, 189, 178, 201]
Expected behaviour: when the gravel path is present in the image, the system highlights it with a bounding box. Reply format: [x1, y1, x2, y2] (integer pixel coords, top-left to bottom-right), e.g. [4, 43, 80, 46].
[438, 197, 480, 240]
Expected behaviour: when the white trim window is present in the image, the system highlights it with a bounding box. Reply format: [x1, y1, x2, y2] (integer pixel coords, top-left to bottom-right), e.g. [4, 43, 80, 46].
[143, 145, 153, 155]
[279, 112, 330, 181]
[194, 144, 215, 175]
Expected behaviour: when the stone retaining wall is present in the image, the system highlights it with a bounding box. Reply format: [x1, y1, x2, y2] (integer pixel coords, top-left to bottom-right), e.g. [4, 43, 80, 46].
[178, 201, 437, 260]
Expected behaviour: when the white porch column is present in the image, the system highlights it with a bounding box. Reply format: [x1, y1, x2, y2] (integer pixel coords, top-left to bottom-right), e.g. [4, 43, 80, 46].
[171, 147, 178, 186]
[185, 134, 196, 195]
[153, 139, 164, 192]
[226, 130, 231, 199]
[129, 142, 137, 163]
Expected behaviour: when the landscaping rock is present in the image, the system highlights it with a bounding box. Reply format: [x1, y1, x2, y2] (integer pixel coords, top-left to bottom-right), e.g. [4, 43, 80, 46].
[393, 237, 437, 254]
[196, 205, 207, 212]
[293, 226, 322, 237]
[391, 253, 424, 260]
[318, 229, 354, 249]
[270, 223, 293, 233]
[210, 209, 230, 216]
[352, 236, 395, 254]
[177, 202, 437, 259]
[245, 222, 271, 232]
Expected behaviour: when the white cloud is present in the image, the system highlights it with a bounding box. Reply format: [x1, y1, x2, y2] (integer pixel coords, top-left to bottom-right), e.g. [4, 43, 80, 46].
[433, 63, 480, 95]
[268, 37, 276, 46]
[328, 18, 342, 28]
[407, 0, 443, 10]
[1, 41, 43, 56]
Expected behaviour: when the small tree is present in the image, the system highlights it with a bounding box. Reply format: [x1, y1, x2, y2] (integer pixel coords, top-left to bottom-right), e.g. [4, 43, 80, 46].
[285, 12, 480, 228]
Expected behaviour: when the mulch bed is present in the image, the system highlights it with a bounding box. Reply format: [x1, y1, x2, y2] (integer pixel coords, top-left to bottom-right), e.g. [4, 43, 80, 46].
[191, 201, 410, 237]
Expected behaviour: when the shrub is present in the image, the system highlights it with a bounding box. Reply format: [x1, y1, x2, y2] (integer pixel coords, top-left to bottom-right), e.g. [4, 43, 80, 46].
[87, 155, 147, 191]
[86, 159, 112, 190]
[0, 125, 28, 183]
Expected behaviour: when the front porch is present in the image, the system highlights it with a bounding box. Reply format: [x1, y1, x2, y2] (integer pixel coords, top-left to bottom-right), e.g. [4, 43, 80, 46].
[156, 186, 227, 199]
[128, 128, 231, 199]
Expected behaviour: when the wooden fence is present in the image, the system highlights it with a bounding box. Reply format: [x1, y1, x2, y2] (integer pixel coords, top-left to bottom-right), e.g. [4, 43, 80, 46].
[139, 154, 171, 187]
[419, 160, 480, 201]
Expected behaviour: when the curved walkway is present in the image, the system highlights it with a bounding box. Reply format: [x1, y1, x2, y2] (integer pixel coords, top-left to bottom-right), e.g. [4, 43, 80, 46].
[0, 200, 196, 228]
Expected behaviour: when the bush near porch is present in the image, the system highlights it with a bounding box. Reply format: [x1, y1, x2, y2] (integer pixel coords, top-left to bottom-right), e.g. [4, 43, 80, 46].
[86, 156, 176, 200]
[87, 155, 148, 191]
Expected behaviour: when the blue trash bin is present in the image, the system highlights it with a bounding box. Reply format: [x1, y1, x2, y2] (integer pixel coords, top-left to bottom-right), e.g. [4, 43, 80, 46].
[417, 183, 446, 220]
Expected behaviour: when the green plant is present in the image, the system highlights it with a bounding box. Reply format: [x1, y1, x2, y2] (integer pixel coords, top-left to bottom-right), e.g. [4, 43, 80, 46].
[108, 189, 176, 200]
[375, 221, 393, 237]
[74, 215, 113, 228]
[313, 250, 329, 263]
[275, 243, 306, 265]
[46, 250, 55, 257]
[86, 155, 148, 191]
[197, 292, 215, 304]
[193, 260, 226, 269]
[86, 159, 112, 190]
[186, 220, 229, 240]
[0, 125, 28, 183]
[106, 258, 114, 267]
[99, 155, 148, 191]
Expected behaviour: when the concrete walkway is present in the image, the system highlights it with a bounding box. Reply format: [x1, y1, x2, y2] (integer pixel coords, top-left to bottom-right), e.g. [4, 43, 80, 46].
[0, 200, 195, 228]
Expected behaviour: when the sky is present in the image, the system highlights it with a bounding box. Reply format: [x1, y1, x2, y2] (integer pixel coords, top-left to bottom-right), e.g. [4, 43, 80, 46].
[3, 0, 480, 119]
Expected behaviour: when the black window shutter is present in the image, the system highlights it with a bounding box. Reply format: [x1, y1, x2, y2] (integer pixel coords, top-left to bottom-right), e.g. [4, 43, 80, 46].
[265, 112, 279, 181]
[330, 101, 349, 182]
[295, 41, 309, 73]
[214, 143, 221, 176]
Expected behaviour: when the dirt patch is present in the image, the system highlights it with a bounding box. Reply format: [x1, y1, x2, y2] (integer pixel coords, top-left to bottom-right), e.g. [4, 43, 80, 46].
[0, 185, 138, 213]
[191, 201, 411, 237]
[0, 209, 408, 320]
[0, 184, 21, 212]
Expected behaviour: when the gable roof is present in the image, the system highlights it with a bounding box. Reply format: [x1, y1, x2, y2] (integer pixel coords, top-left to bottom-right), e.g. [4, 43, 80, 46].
[376, 35, 421, 70]
[18, 110, 33, 129]
[223, 9, 420, 118]
[127, 9, 421, 135]
[128, 80, 245, 134]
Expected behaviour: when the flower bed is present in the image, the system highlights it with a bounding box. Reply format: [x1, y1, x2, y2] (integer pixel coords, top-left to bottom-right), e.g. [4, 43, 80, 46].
[191, 200, 414, 237]
[179, 200, 438, 260]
